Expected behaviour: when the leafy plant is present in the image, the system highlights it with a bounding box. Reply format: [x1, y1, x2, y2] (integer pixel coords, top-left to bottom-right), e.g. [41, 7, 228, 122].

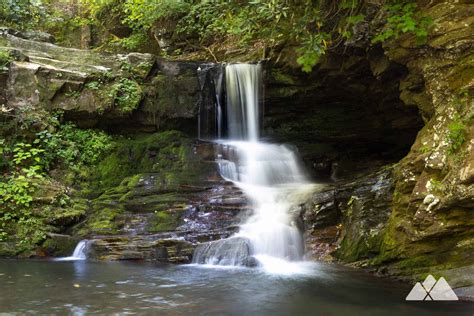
[109, 78, 142, 113]
[114, 33, 149, 51]
[372, 2, 432, 44]
[0, 50, 13, 69]
[65, 88, 81, 98]
[0, 0, 46, 29]
[0, 109, 112, 247]
[296, 33, 329, 73]
[85, 81, 101, 90]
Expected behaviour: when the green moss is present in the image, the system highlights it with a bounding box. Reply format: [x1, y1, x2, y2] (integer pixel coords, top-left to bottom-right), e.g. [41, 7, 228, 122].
[92, 131, 199, 190]
[123, 193, 187, 212]
[48, 205, 87, 227]
[78, 207, 124, 236]
[147, 210, 182, 232]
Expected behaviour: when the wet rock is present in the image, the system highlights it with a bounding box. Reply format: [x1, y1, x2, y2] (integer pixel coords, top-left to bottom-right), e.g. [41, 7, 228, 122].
[87, 236, 195, 263]
[192, 237, 254, 266]
[304, 189, 339, 229]
[303, 166, 393, 262]
[69, 132, 247, 261]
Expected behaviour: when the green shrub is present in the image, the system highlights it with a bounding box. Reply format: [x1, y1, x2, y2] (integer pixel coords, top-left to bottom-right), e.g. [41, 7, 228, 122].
[123, 0, 190, 30]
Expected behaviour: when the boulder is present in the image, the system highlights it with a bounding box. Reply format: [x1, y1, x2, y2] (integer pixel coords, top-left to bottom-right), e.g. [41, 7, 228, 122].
[192, 237, 256, 266]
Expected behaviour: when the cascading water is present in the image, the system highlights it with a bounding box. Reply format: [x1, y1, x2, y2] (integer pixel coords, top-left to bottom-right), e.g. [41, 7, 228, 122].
[55, 240, 90, 261]
[193, 64, 317, 272]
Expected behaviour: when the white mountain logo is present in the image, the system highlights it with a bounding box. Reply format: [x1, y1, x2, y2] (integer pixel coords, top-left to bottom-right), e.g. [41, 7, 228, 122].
[406, 275, 458, 301]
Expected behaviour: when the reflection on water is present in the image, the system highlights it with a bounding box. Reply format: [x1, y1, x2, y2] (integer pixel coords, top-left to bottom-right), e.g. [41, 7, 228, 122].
[0, 260, 472, 315]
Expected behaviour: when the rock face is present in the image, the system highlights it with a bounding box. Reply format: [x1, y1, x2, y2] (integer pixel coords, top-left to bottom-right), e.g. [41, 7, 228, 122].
[302, 0, 473, 296]
[64, 134, 248, 263]
[303, 167, 393, 263]
[375, 1, 474, 285]
[87, 236, 195, 263]
[0, 27, 217, 134]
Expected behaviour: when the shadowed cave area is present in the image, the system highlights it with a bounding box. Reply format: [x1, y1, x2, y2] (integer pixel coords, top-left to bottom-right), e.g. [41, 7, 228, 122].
[263, 46, 424, 181]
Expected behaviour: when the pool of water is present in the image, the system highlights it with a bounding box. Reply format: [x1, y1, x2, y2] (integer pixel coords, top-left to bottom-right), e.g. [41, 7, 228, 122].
[0, 260, 472, 315]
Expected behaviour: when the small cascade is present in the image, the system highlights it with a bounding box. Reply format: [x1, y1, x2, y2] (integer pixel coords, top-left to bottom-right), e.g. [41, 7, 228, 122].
[193, 63, 316, 271]
[55, 240, 90, 261]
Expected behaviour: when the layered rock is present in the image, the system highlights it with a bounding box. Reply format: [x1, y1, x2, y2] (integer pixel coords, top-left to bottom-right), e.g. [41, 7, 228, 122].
[0, 27, 217, 134]
[53, 134, 248, 263]
[303, 167, 393, 263]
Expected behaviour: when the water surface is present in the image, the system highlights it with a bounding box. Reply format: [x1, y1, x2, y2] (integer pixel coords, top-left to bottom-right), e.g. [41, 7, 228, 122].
[0, 260, 472, 315]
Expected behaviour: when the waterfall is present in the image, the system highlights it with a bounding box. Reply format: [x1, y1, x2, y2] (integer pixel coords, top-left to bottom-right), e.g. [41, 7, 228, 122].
[193, 64, 315, 271]
[225, 64, 261, 141]
[55, 240, 89, 261]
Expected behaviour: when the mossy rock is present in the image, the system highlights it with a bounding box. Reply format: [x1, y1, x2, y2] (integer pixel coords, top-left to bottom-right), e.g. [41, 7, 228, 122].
[0, 242, 19, 257]
[76, 207, 124, 236]
[147, 210, 184, 232]
[41, 234, 78, 257]
[91, 130, 201, 190]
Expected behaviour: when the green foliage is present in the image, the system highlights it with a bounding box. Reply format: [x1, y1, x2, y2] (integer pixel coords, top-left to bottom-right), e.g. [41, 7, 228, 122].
[175, 1, 231, 42]
[85, 81, 101, 90]
[0, 110, 112, 248]
[114, 33, 149, 51]
[0, 0, 46, 29]
[446, 115, 466, 155]
[3, 0, 416, 72]
[65, 88, 81, 98]
[109, 78, 142, 113]
[36, 123, 113, 169]
[372, 2, 432, 44]
[296, 33, 329, 73]
[0, 50, 13, 69]
[176, 0, 333, 71]
[123, 0, 189, 30]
